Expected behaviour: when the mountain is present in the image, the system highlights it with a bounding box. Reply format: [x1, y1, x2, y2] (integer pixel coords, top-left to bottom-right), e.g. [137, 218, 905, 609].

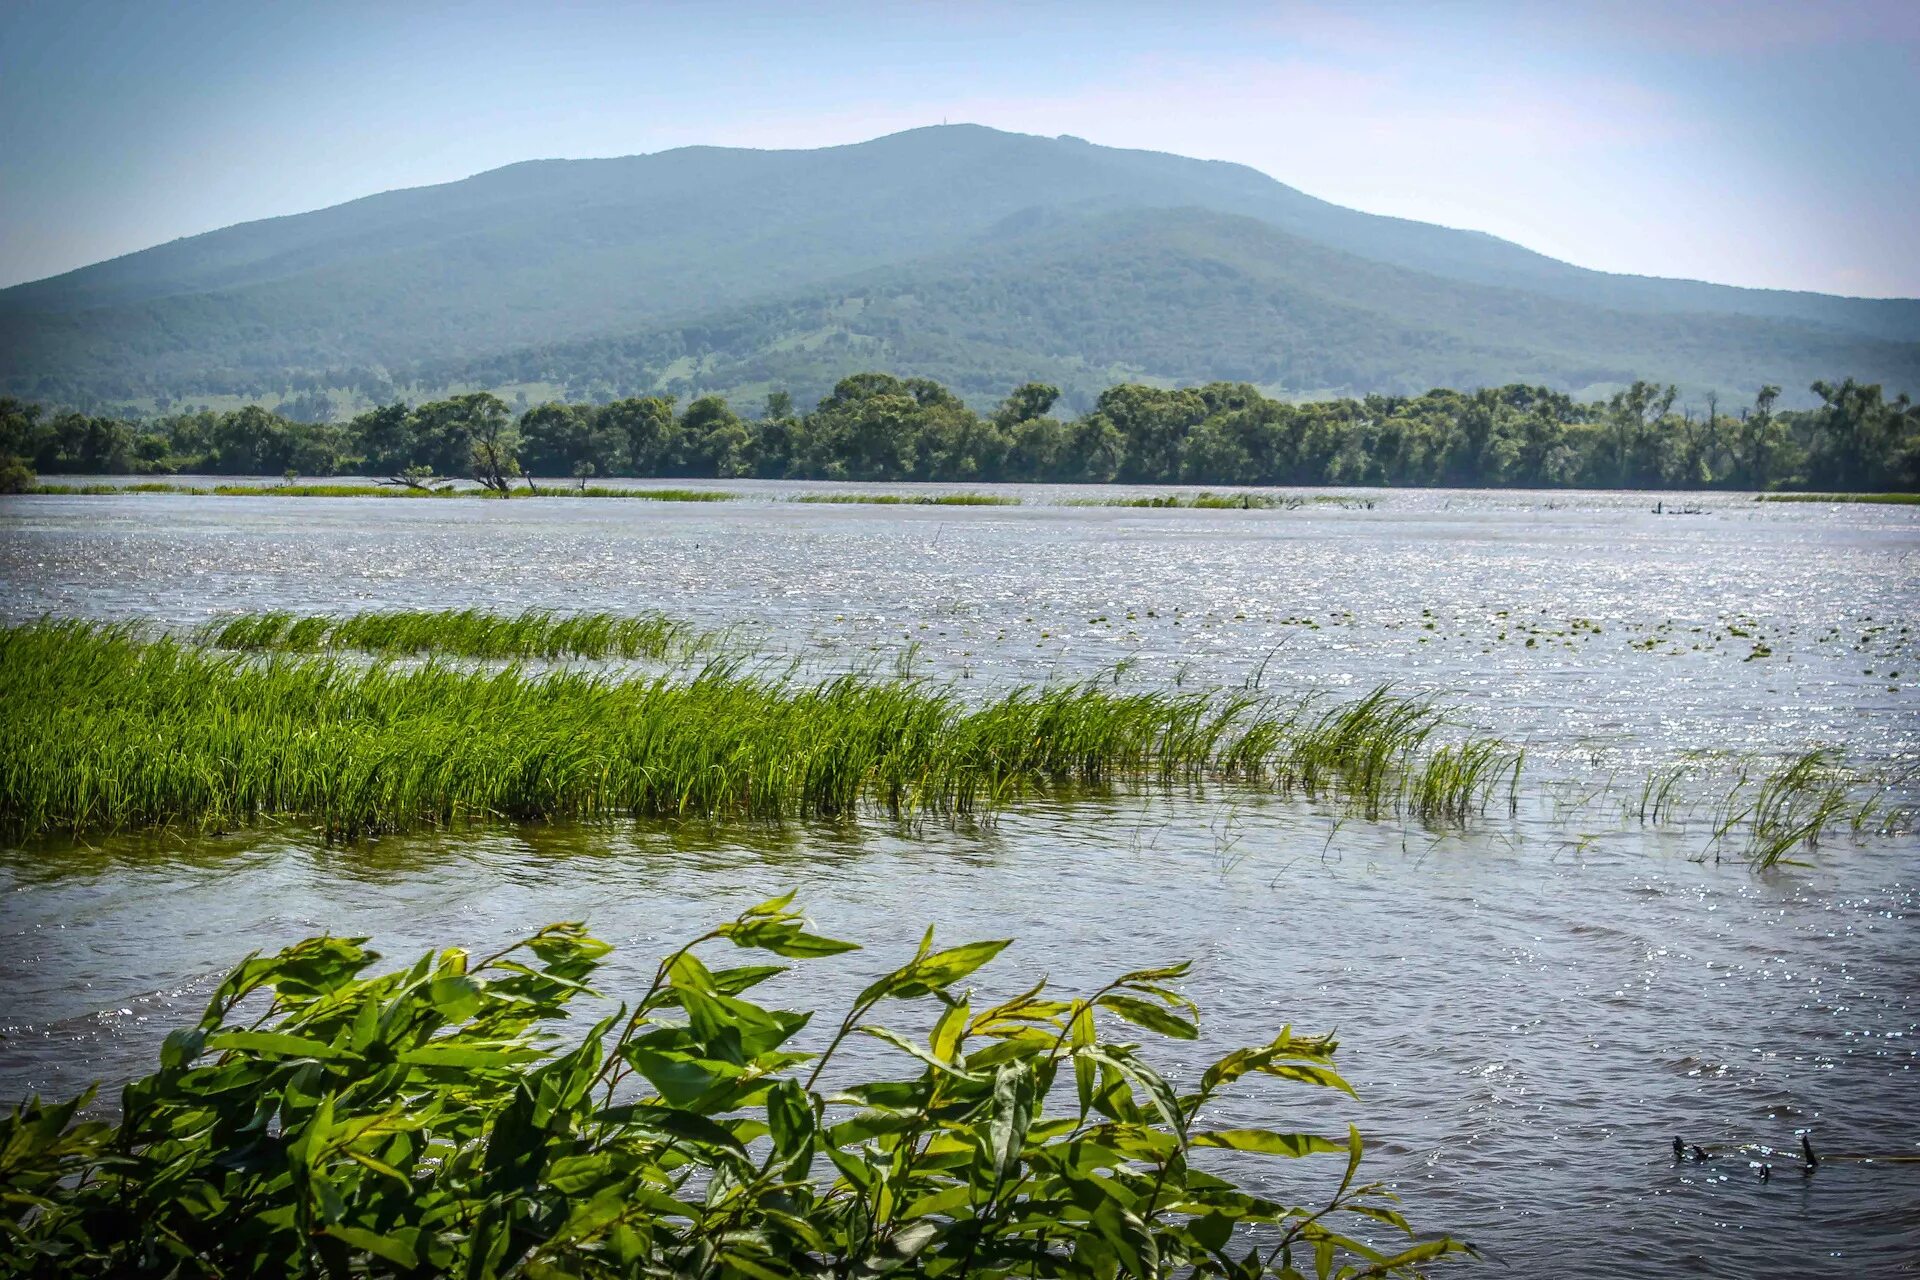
[4, 124, 1915, 411]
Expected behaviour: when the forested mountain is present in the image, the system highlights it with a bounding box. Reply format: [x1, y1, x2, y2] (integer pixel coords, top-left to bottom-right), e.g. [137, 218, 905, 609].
[4, 125, 1915, 411]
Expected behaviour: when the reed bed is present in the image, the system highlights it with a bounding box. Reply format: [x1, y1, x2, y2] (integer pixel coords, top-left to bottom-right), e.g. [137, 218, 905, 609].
[1754, 492, 1919, 505]
[23, 482, 740, 500]
[198, 607, 706, 662]
[789, 492, 1020, 506]
[0, 620, 1518, 841]
[1080, 492, 1280, 509]
[566, 486, 737, 500]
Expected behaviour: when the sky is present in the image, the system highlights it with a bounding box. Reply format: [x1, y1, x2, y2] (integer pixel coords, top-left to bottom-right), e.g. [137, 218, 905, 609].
[1, 0, 1915, 296]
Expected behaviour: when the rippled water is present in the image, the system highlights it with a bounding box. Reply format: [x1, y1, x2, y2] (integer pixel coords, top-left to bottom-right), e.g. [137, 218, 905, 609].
[2, 484, 1916, 1275]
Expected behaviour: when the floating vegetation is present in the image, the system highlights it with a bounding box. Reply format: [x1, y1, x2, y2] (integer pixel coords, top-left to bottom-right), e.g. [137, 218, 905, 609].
[0, 897, 1465, 1277]
[0, 621, 1521, 842]
[790, 492, 1020, 506]
[1755, 492, 1920, 505]
[199, 608, 710, 663]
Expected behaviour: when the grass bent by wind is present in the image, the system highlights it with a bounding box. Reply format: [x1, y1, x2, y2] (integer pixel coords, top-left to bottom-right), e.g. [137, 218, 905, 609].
[1, 619, 1518, 843]
[199, 607, 710, 662]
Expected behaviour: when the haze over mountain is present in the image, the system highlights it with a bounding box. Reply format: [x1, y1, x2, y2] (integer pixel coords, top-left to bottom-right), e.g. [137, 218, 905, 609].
[4, 124, 1915, 413]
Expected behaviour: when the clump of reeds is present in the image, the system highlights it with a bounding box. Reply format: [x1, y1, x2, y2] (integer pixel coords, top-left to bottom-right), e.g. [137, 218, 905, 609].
[198, 608, 703, 662]
[565, 486, 737, 501]
[791, 493, 1020, 506]
[1707, 749, 1901, 868]
[1080, 492, 1279, 509]
[1631, 748, 1906, 868]
[1754, 492, 1919, 505]
[27, 482, 216, 495]
[0, 621, 1522, 842]
[20, 482, 736, 500]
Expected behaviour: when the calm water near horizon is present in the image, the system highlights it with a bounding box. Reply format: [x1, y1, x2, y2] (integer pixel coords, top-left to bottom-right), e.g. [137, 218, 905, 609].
[2, 483, 1916, 1275]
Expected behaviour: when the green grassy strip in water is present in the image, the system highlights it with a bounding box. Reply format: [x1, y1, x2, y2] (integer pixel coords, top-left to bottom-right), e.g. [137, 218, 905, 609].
[1754, 492, 1919, 505]
[1074, 491, 1280, 509]
[789, 493, 1020, 506]
[569, 486, 737, 500]
[25, 482, 742, 500]
[199, 608, 705, 662]
[0, 621, 1516, 841]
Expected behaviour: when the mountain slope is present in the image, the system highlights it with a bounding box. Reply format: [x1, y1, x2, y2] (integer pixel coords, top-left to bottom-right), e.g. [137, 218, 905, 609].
[2, 124, 1914, 408]
[432, 206, 1919, 409]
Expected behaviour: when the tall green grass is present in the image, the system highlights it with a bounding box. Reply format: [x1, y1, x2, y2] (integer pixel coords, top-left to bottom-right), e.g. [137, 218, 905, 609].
[1078, 492, 1280, 509]
[1755, 492, 1919, 505]
[568, 486, 737, 500]
[790, 492, 1020, 506]
[0, 621, 1516, 841]
[1638, 747, 1900, 867]
[199, 608, 705, 662]
[22, 482, 738, 500]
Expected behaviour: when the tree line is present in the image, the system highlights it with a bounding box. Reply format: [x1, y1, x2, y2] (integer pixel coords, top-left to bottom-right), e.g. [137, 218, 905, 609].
[3, 373, 1915, 493]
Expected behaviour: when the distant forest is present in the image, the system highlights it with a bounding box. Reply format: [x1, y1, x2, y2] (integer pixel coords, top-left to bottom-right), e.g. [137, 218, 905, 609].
[3, 373, 1915, 493]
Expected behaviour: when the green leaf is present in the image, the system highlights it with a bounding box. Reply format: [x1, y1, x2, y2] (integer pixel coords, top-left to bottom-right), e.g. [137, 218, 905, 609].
[741, 890, 797, 919]
[159, 1028, 205, 1071]
[851, 1220, 941, 1278]
[1098, 994, 1197, 1039]
[722, 917, 860, 957]
[599, 1103, 749, 1155]
[915, 940, 1012, 989]
[930, 998, 970, 1064]
[205, 1030, 354, 1061]
[1191, 1129, 1347, 1158]
[321, 1224, 419, 1268]
[858, 1025, 986, 1083]
[400, 1042, 542, 1069]
[1116, 961, 1193, 984]
[979, 1061, 1036, 1183]
[1090, 1195, 1155, 1277]
[428, 973, 484, 1021]
[765, 1079, 816, 1165]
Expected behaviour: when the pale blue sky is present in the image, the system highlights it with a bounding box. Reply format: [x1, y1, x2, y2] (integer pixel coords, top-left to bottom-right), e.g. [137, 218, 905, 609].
[2, 0, 1915, 295]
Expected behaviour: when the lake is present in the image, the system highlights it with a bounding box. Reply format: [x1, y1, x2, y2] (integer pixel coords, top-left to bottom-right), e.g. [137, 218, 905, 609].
[2, 481, 1916, 1275]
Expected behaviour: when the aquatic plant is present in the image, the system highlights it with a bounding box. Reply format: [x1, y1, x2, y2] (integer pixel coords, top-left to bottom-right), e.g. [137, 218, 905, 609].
[1075, 492, 1281, 510]
[199, 608, 707, 663]
[0, 897, 1464, 1278]
[1754, 492, 1919, 505]
[1635, 748, 1902, 868]
[791, 493, 1021, 506]
[567, 486, 738, 501]
[0, 621, 1518, 841]
[22, 481, 746, 501]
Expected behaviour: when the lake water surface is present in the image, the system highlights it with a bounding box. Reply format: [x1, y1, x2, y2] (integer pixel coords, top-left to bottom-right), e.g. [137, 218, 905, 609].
[2, 483, 1916, 1275]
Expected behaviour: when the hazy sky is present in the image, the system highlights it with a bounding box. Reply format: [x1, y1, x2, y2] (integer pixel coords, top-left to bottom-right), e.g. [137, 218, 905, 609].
[2, 0, 1915, 295]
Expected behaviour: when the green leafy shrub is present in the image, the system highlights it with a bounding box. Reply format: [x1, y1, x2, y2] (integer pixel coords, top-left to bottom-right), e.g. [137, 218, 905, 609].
[0, 896, 1464, 1278]
[0, 453, 33, 494]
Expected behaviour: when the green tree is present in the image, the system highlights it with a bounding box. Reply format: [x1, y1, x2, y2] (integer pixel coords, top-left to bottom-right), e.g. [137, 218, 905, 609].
[597, 396, 677, 474]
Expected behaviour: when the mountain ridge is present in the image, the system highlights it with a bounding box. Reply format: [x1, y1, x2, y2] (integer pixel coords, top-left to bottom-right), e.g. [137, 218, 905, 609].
[3, 124, 1914, 410]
